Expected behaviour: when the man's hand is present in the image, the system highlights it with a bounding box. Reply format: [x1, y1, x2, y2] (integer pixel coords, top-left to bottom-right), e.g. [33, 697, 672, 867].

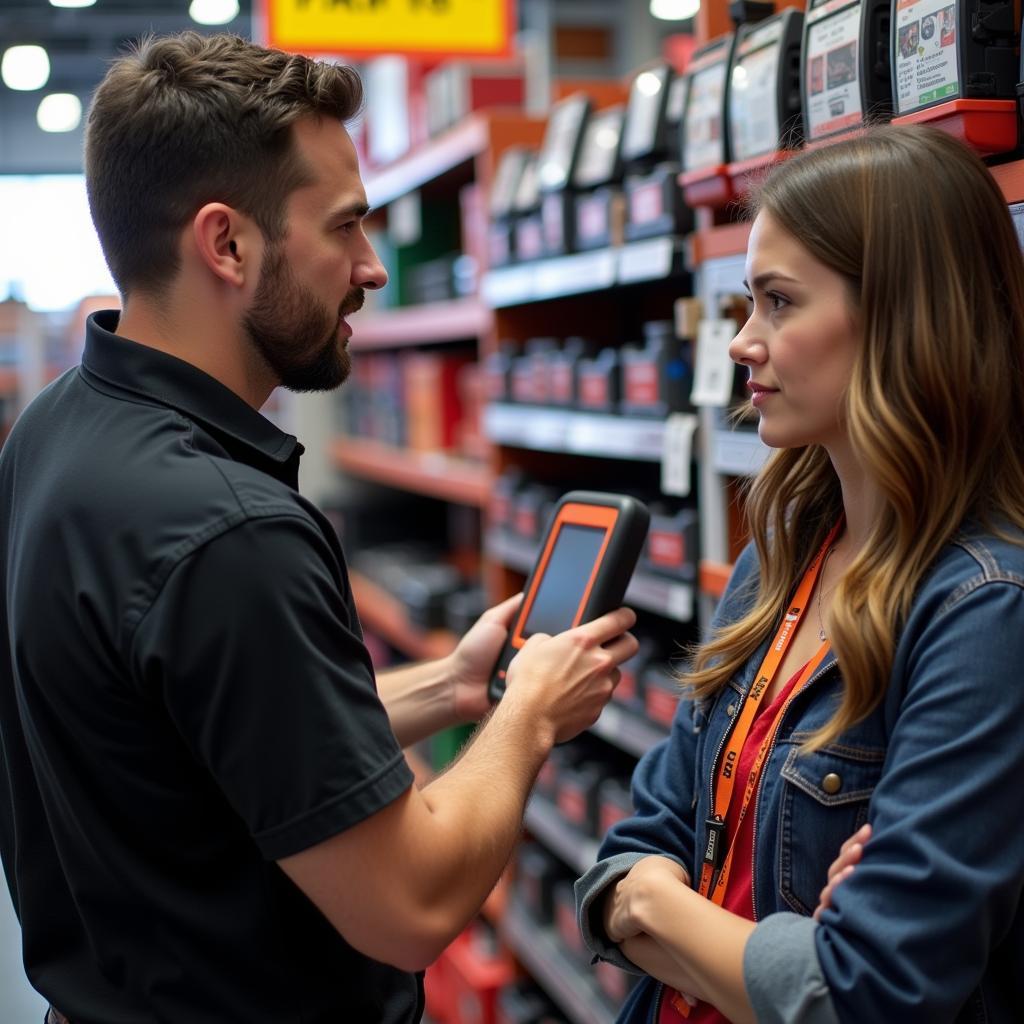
[814, 822, 871, 921]
[447, 594, 523, 722]
[501, 607, 638, 745]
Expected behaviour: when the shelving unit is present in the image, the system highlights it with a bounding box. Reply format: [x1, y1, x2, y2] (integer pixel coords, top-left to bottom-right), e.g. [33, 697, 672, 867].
[500, 897, 615, 1024]
[329, 438, 490, 508]
[524, 796, 600, 875]
[350, 297, 493, 350]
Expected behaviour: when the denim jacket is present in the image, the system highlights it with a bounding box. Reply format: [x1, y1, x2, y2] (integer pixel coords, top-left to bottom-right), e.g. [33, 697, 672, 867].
[576, 528, 1024, 1023]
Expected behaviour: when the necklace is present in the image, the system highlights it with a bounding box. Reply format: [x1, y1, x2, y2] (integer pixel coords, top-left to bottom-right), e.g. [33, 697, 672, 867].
[816, 546, 836, 642]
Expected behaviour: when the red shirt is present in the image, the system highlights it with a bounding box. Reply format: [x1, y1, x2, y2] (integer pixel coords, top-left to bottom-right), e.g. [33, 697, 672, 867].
[659, 663, 807, 1024]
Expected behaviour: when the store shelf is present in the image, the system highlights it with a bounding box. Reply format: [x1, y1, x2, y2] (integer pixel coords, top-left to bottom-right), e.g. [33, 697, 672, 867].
[484, 404, 667, 462]
[364, 111, 545, 208]
[687, 222, 752, 266]
[330, 437, 490, 507]
[481, 236, 687, 308]
[0, 368, 17, 396]
[486, 529, 694, 623]
[525, 796, 600, 874]
[591, 702, 669, 758]
[349, 569, 458, 662]
[351, 297, 493, 350]
[711, 426, 771, 476]
[500, 897, 615, 1024]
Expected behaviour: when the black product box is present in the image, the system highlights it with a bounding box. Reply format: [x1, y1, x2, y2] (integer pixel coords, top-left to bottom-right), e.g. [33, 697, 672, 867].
[535, 743, 578, 802]
[576, 348, 621, 412]
[483, 342, 516, 403]
[598, 777, 634, 837]
[395, 564, 465, 630]
[643, 663, 680, 729]
[644, 506, 699, 582]
[514, 212, 545, 262]
[512, 484, 561, 542]
[556, 761, 605, 837]
[527, 337, 559, 405]
[613, 635, 657, 712]
[574, 186, 623, 251]
[444, 587, 487, 636]
[620, 320, 695, 418]
[541, 189, 576, 256]
[515, 843, 567, 926]
[553, 880, 590, 966]
[547, 337, 593, 407]
[490, 469, 526, 532]
[623, 162, 691, 242]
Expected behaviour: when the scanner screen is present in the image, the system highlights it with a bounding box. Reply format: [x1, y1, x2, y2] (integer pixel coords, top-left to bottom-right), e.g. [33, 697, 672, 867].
[523, 523, 607, 637]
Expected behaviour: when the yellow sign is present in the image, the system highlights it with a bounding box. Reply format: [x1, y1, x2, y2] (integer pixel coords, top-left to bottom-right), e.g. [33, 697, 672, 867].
[265, 0, 514, 59]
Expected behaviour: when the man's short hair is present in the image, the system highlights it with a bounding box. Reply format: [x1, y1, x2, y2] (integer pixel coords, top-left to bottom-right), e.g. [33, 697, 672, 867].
[85, 32, 363, 298]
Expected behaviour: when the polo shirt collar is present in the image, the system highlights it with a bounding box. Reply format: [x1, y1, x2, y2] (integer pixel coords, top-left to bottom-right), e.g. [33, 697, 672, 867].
[82, 310, 304, 482]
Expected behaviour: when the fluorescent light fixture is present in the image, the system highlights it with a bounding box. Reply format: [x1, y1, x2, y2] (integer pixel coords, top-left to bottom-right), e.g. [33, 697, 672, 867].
[2, 45, 51, 92]
[650, 0, 701, 20]
[189, 0, 240, 25]
[37, 93, 82, 133]
[49, 0, 98, 8]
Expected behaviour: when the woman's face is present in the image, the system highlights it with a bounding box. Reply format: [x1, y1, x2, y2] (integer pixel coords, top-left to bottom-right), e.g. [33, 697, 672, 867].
[729, 210, 859, 452]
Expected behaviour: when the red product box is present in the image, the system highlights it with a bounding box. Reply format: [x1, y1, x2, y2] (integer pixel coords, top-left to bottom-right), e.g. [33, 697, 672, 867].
[403, 351, 474, 452]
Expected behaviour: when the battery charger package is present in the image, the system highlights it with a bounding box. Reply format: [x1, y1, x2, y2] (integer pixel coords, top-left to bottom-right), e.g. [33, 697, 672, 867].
[726, 7, 805, 195]
[488, 146, 531, 268]
[536, 93, 592, 257]
[801, 0, 893, 147]
[488, 491, 650, 701]
[892, 0, 1020, 155]
[572, 105, 627, 251]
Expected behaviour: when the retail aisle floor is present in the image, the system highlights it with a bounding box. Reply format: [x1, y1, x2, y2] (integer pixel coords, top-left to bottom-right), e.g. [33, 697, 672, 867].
[0, 875, 46, 1022]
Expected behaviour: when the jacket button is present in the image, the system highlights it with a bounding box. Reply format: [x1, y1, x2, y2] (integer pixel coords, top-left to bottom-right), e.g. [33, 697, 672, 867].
[822, 773, 842, 795]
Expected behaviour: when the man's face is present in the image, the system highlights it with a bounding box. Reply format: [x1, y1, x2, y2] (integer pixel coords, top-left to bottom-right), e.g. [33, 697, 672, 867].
[242, 117, 386, 393]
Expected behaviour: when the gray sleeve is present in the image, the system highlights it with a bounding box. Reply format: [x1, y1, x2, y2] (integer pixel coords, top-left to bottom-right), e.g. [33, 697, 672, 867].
[744, 913, 839, 1024]
[575, 851, 688, 974]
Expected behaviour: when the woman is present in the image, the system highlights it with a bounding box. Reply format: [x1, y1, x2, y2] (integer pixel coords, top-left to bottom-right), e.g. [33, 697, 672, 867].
[575, 125, 1024, 1023]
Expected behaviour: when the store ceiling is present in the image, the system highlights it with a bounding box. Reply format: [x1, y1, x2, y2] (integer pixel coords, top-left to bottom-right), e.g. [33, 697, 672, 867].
[0, 1, 254, 173]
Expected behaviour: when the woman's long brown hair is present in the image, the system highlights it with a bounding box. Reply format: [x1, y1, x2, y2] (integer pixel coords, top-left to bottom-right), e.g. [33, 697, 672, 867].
[683, 126, 1024, 750]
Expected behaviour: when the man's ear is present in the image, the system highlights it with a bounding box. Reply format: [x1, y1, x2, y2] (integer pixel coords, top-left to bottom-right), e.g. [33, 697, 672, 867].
[192, 203, 258, 288]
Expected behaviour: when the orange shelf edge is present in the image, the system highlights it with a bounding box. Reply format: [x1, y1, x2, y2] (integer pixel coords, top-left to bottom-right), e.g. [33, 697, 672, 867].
[690, 222, 752, 265]
[351, 297, 494, 350]
[330, 437, 491, 508]
[349, 569, 458, 662]
[699, 560, 733, 599]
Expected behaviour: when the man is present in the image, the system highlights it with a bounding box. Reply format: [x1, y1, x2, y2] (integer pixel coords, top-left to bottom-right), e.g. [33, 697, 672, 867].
[0, 32, 637, 1023]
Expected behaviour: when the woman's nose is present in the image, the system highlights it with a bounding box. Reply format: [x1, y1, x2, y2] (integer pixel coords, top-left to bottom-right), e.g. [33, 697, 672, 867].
[728, 318, 766, 367]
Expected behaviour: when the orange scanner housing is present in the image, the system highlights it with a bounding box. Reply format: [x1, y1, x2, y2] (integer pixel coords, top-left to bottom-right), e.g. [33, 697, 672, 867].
[506, 501, 619, 652]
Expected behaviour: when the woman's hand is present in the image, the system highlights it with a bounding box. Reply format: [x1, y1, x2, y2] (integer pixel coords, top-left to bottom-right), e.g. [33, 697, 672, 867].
[604, 855, 691, 943]
[620, 934, 700, 1006]
[814, 823, 871, 921]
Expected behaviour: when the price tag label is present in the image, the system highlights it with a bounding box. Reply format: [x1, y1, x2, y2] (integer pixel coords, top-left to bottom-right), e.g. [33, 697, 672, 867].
[691, 318, 737, 407]
[661, 412, 698, 497]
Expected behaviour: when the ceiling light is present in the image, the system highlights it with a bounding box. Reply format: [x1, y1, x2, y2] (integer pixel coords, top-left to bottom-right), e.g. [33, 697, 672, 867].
[49, 0, 98, 8]
[37, 93, 82, 133]
[650, 0, 701, 20]
[2, 46, 51, 92]
[189, 0, 240, 25]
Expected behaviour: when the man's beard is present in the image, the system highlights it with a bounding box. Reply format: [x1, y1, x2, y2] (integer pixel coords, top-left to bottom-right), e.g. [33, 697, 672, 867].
[242, 243, 363, 393]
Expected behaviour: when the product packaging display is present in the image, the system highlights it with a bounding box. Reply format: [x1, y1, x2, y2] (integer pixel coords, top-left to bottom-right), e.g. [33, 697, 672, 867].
[537, 93, 593, 256]
[892, 0, 1019, 155]
[403, 350, 474, 452]
[511, 483, 562, 541]
[489, 491, 651, 701]
[801, 0, 893, 148]
[642, 663, 682, 729]
[613, 636, 658, 712]
[621, 62, 692, 241]
[556, 760, 605, 837]
[490, 468, 527, 532]
[515, 843, 569, 926]
[576, 347, 622, 412]
[644, 504, 700, 582]
[424, 60, 525, 137]
[726, 7, 805, 195]
[547, 337, 596, 407]
[598, 776, 635, 836]
[489, 147, 532, 268]
[483, 342, 516, 403]
[572, 105, 627, 251]
[553, 880, 591, 966]
[619, 320, 695, 418]
[512, 153, 546, 263]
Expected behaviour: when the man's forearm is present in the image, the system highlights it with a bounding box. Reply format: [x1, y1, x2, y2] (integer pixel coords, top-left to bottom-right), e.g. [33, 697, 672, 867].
[377, 656, 459, 748]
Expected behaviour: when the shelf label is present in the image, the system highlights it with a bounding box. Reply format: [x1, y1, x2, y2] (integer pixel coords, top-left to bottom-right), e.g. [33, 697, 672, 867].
[661, 412, 698, 497]
[265, 0, 514, 59]
[691, 318, 737, 407]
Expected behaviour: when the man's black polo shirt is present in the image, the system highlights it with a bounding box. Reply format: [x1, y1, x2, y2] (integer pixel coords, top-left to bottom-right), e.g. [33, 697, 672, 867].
[0, 311, 419, 1023]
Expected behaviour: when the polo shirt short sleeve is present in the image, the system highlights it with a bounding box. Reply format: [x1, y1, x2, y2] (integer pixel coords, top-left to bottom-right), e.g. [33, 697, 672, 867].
[130, 511, 413, 861]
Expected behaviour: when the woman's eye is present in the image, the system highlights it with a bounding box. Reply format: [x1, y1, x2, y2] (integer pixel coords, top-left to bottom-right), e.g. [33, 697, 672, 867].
[767, 292, 788, 312]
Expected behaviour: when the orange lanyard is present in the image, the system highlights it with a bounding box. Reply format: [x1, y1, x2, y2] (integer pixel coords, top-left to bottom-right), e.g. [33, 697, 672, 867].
[668, 524, 840, 1020]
